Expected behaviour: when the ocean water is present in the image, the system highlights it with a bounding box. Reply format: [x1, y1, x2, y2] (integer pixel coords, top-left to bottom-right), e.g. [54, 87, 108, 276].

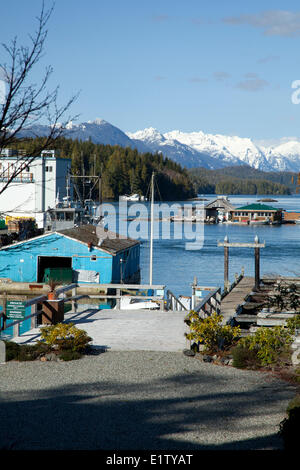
[103, 194, 300, 297]
[2, 194, 300, 339]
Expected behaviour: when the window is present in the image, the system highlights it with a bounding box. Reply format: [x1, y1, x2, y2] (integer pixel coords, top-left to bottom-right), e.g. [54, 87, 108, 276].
[65, 212, 74, 221]
[45, 166, 53, 172]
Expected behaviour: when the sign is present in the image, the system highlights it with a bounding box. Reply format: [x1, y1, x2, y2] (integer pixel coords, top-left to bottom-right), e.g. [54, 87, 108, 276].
[6, 300, 26, 320]
[195, 291, 203, 297]
[155, 289, 164, 296]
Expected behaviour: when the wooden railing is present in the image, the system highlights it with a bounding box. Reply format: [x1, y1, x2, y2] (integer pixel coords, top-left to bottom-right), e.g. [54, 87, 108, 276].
[192, 287, 222, 318]
[0, 283, 167, 339]
[221, 269, 244, 299]
[64, 283, 166, 311]
[165, 290, 188, 311]
[0, 294, 47, 338]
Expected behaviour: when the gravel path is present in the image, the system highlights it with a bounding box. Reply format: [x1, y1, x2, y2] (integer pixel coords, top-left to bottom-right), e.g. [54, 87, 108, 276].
[0, 351, 296, 450]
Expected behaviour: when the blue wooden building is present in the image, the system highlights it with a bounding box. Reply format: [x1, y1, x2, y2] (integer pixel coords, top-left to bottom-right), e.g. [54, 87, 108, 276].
[0, 225, 140, 284]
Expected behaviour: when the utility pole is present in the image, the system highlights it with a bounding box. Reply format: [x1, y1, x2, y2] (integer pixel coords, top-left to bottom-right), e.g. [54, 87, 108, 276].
[149, 172, 154, 286]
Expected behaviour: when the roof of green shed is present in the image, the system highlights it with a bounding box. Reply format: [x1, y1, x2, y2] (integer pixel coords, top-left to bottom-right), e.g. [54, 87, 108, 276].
[234, 203, 279, 211]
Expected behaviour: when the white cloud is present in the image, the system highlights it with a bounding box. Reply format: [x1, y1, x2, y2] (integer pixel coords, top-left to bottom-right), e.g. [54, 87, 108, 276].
[236, 77, 269, 91]
[257, 55, 280, 64]
[214, 71, 231, 82]
[223, 10, 300, 37]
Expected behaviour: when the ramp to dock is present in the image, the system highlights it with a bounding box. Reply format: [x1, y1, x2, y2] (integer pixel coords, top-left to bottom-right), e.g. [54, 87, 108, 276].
[220, 277, 254, 324]
[12, 308, 190, 352]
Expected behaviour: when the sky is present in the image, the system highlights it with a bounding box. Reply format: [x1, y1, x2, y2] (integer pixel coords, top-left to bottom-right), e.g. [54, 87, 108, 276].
[2, 0, 300, 143]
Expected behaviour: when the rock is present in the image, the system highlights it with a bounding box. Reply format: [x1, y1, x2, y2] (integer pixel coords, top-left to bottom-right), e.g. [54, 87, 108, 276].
[203, 355, 213, 363]
[183, 349, 195, 357]
[291, 348, 300, 366]
[40, 352, 58, 362]
[221, 357, 229, 365]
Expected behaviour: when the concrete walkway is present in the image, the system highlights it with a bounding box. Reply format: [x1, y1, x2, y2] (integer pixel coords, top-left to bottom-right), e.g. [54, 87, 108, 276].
[13, 307, 191, 352]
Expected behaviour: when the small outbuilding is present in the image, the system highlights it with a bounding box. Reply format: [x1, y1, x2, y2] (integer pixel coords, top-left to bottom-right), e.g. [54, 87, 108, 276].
[0, 225, 140, 284]
[283, 210, 300, 223]
[204, 196, 236, 222]
[230, 203, 282, 224]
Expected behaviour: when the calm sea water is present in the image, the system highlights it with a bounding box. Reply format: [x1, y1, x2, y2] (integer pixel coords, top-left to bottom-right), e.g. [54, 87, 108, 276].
[104, 194, 300, 297]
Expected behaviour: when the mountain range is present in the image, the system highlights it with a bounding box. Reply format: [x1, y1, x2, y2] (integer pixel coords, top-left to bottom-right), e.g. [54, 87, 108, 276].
[20, 118, 300, 172]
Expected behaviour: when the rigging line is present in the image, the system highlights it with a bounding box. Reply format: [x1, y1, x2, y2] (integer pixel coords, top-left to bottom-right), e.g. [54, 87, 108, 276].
[154, 177, 162, 202]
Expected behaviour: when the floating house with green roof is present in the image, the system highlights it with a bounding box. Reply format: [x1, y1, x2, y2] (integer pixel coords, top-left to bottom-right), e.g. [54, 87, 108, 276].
[230, 203, 282, 224]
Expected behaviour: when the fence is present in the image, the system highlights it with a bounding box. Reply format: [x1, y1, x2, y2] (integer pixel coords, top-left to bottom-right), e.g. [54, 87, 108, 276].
[0, 283, 167, 340]
[0, 294, 47, 339]
[192, 286, 222, 318]
[0, 281, 224, 343]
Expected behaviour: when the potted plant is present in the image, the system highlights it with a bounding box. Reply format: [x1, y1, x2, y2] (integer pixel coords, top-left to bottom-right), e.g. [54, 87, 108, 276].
[47, 279, 60, 300]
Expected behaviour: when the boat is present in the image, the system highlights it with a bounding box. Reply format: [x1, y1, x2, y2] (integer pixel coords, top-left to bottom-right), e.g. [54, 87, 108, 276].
[45, 196, 99, 231]
[117, 172, 155, 310]
[119, 193, 146, 202]
[249, 220, 270, 225]
[257, 198, 278, 202]
[115, 296, 160, 310]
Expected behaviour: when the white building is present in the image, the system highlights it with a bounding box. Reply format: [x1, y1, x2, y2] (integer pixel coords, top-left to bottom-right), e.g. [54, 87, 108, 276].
[0, 149, 72, 228]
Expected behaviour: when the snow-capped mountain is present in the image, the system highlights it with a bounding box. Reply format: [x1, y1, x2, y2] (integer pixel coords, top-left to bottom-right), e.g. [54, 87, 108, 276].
[129, 127, 300, 172]
[128, 127, 227, 169]
[163, 130, 272, 171]
[17, 118, 300, 172]
[263, 141, 300, 172]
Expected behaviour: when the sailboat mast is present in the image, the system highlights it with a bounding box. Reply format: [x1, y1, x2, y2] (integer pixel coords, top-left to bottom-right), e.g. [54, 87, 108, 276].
[149, 171, 154, 285]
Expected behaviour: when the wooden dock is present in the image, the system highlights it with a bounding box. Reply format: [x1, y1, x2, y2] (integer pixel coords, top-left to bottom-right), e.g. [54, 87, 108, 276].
[220, 276, 254, 324]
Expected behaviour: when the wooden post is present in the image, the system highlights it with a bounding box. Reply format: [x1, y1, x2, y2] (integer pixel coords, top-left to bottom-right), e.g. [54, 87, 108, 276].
[191, 276, 197, 310]
[31, 303, 37, 329]
[13, 322, 20, 337]
[218, 238, 265, 294]
[72, 287, 77, 313]
[116, 288, 121, 309]
[254, 235, 260, 291]
[2, 293, 7, 331]
[224, 236, 229, 292]
[0, 340, 5, 363]
[41, 299, 64, 324]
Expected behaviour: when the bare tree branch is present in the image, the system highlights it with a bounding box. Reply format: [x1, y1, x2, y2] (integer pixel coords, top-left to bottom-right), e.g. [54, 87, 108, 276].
[0, 1, 79, 194]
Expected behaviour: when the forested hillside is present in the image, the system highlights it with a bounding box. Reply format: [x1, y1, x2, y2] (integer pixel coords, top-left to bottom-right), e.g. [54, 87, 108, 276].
[189, 166, 294, 195]
[11, 137, 196, 201]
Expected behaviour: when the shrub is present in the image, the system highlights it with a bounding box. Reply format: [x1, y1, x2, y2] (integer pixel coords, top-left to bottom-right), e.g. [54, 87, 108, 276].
[238, 326, 293, 367]
[5, 341, 21, 361]
[58, 350, 82, 361]
[39, 322, 92, 353]
[231, 344, 260, 369]
[185, 311, 241, 353]
[286, 314, 300, 335]
[279, 395, 300, 449]
[5, 341, 51, 361]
